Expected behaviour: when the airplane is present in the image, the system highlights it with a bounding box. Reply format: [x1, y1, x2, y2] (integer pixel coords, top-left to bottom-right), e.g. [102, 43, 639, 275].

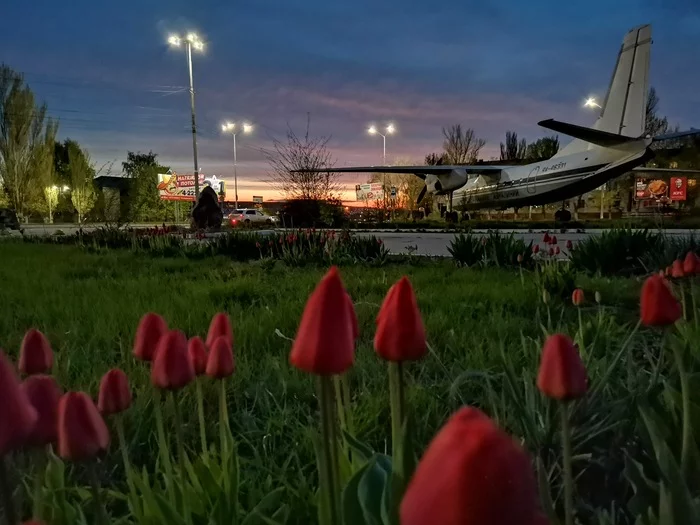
[297, 24, 700, 221]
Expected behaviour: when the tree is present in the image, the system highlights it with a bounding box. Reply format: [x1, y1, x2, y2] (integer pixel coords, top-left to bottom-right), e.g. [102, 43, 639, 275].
[645, 87, 669, 137]
[500, 131, 527, 161]
[64, 140, 96, 223]
[0, 65, 58, 219]
[425, 152, 446, 165]
[369, 157, 428, 213]
[122, 151, 173, 222]
[442, 125, 486, 164]
[525, 136, 559, 162]
[264, 114, 339, 200]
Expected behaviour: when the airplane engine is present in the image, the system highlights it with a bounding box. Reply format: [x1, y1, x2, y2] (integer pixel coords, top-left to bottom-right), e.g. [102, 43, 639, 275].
[425, 170, 467, 195]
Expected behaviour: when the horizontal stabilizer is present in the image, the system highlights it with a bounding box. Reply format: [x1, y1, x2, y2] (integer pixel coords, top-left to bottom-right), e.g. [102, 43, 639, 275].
[633, 167, 700, 173]
[538, 119, 640, 147]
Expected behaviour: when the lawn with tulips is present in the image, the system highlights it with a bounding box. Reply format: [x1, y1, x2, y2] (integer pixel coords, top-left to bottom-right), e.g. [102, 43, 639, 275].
[0, 240, 698, 525]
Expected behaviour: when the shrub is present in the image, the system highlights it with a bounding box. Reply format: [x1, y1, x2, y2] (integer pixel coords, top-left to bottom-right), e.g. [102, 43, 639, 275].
[448, 232, 533, 268]
[570, 229, 665, 276]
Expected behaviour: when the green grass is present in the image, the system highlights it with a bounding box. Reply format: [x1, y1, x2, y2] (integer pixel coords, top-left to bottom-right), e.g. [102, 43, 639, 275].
[0, 242, 651, 522]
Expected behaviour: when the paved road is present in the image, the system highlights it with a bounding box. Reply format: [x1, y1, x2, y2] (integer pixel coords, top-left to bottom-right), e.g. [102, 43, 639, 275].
[7, 223, 699, 257]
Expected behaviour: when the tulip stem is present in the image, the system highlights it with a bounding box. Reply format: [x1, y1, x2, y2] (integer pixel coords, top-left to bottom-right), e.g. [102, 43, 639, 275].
[196, 380, 208, 458]
[219, 380, 230, 462]
[671, 340, 692, 478]
[577, 308, 584, 355]
[389, 362, 406, 523]
[87, 461, 108, 525]
[32, 447, 47, 518]
[170, 392, 190, 523]
[0, 457, 17, 525]
[153, 390, 174, 500]
[115, 415, 133, 485]
[681, 283, 687, 321]
[318, 376, 341, 525]
[590, 319, 641, 399]
[560, 403, 574, 525]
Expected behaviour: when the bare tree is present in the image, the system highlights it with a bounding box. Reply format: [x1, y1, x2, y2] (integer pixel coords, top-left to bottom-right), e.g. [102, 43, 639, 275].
[264, 114, 340, 200]
[0, 65, 58, 219]
[425, 152, 446, 165]
[442, 125, 486, 164]
[500, 131, 527, 161]
[369, 157, 427, 212]
[645, 87, 669, 137]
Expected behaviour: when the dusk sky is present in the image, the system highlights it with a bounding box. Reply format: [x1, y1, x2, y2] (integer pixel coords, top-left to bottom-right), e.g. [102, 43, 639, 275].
[2, 0, 699, 201]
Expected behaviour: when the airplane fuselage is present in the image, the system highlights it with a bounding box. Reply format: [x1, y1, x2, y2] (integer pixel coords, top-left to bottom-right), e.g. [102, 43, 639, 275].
[451, 140, 652, 210]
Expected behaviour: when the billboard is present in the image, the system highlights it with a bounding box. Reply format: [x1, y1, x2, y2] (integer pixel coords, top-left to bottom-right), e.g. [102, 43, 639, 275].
[157, 172, 225, 201]
[252, 196, 263, 204]
[355, 183, 384, 201]
[635, 178, 668, 201]
[670, 176, 688, 201]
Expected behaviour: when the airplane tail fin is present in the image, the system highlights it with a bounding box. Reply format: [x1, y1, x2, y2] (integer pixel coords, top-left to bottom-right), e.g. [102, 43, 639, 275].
[554, 24, 652, 157]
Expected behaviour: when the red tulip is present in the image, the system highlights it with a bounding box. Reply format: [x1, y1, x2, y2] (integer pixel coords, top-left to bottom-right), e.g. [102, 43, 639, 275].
[543, 232, 551, 243]
[566, 240, 573, 250]
[290, 266, 355, 375]
[188, 336, 208, 376]
[555, 246, 561, 255]
[533, 244, 540, 254]
[346, 292, 359, 341]
[133, 313, 168, 362]
[400, 407, 543, 525]
[683, 252, 697, 275]
[206, 336, 235, 379]
[537, 334, 587, 401]
[151, 330, 195, 390]
[97, 369, 132, 415]
[572, 289, 585, 306]
[0, 352, 38, 455]
[671, 259, 685, 279]
[640, 274, 682, 326]
[550, 235, 558, 245]
[57, 392, 110, 461]
[377, 283, 398, 325]
[18, 329, 53, 375]
[549, 247, 554, 256]
[21, 375, 62, 447]
[375, 277, 426, 362]
[206, 312, 233, 348]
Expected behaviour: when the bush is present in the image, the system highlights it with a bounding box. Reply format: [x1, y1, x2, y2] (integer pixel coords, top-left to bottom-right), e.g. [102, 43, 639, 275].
[448, 232, 533, 268]
[570, 229, 665, 276]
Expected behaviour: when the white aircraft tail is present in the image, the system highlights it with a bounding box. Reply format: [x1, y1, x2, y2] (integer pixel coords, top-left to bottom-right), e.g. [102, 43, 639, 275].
[554, 24, 652, 157]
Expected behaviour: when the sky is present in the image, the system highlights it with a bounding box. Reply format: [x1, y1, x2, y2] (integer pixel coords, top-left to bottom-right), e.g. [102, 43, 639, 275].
[1, 0, 699, 202]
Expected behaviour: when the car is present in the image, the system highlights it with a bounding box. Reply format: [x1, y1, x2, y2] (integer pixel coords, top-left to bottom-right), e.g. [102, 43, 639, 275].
[0, 208, 20, 230]
[228, 209, 279, 226]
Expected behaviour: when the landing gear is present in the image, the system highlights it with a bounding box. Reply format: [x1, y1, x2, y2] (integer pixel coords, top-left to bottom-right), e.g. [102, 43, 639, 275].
[554, 209, 572, 222]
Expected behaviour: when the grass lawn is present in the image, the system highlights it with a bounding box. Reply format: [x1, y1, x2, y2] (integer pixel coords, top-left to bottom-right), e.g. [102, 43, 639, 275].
[0, 242, 652, 523]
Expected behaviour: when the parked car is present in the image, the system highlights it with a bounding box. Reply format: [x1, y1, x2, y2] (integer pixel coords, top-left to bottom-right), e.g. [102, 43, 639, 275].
[0, 208, 20, 230]
[228, 209, 279, 226]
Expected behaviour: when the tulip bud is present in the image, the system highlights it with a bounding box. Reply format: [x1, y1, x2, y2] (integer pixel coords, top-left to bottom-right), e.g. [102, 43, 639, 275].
[151, 331, 195, 390]
[133, 313, 168, 362]
[537, 334, 587, 401]
[97, 369, 132, 415]
[19, 329, 53, 375]
[571, 289, 585, 306]
[57, 392, 110, 461]
[187, 337, 208, 376]
[21, 375, 62, 447]
[206, 336, 235, 379]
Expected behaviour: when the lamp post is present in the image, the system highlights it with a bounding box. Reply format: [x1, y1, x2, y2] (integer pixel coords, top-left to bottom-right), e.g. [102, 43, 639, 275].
[368, 124, 395, 214]
[221, 122, 253, 210]
[168, 32, 205, 200]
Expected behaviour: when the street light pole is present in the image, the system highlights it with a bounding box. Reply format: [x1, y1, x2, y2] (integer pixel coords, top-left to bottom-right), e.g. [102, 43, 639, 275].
[186, 40, 200, 200]
[222, 122, 253, 211]
[168, 32, 205, 200]
[368, 123, 395, 210]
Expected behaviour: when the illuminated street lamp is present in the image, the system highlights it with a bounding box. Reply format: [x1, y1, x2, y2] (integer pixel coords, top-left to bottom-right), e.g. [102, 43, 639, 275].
[221, 121, 253, 210]
[584, 97, 602, 109]
[367, 123, 395, 165]
[167, 31, 205, 199]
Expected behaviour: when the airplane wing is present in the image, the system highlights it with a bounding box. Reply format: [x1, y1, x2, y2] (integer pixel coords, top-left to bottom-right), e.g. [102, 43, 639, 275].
[297, 165, 507, 177]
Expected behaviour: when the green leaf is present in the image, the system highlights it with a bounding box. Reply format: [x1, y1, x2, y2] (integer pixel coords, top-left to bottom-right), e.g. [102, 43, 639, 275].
[342, 462, 370, 525]
[342, 430, 375, 464]
[535, 455, 560, 525]
[154, 492, 189, 525]
[358, 455, 391, 525]
[241, 487, 286, 525]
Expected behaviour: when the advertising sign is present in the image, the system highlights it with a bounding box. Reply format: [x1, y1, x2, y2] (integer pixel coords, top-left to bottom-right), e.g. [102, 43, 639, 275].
[157, 172, 225, 201]
[635, 178, 668, 201]
[670, 176, 688, 201]
[355, 183, 384, 201]
[252, 196, 264, 204]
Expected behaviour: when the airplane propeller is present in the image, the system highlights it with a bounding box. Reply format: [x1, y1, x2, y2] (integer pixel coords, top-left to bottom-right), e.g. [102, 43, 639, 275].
[416, 184, 427, 205]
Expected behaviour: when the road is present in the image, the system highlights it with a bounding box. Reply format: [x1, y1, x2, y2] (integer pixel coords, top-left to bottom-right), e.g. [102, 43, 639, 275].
[7, 224, 698, 257]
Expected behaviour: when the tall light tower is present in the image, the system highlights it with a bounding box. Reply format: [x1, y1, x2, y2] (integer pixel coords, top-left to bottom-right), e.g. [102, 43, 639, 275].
[168, 32, 205, 200]
[221, 122, 253, 210]
[367, 123, 395, 165]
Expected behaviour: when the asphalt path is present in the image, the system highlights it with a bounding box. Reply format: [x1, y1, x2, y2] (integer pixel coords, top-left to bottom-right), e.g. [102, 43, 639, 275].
[7, 223, 699, 257]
